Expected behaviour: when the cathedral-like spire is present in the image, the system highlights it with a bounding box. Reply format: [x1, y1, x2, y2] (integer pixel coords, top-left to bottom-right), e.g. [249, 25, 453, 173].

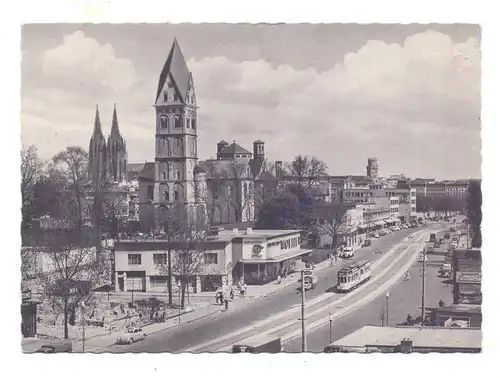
[155, 38, 191, 104]
[92, 105, 104, 137]
[110, 103, 121, 136]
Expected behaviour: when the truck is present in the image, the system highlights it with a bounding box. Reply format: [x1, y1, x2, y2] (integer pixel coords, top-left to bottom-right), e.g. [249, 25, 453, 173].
[232, 334, 284, 353]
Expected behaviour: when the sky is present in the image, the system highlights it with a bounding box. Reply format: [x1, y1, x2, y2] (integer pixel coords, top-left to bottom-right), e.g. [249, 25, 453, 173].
[21, 23, 481, 180]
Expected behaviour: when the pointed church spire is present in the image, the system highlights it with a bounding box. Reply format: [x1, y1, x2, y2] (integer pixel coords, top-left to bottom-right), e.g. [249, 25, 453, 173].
[155, 38, 191, 104]
[93, 104, 103, 137]
[110, 103, 120, 136]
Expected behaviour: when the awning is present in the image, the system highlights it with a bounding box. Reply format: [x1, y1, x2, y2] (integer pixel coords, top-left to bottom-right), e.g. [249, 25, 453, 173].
[374, 221, 385, 226]
[391, 217, 401, 223]
[239, 249, 312, 264]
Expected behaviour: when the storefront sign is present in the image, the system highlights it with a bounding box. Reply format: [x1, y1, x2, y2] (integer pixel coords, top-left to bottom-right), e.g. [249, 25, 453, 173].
[456, 271, 482, 284]
[252, 245, 264, 257]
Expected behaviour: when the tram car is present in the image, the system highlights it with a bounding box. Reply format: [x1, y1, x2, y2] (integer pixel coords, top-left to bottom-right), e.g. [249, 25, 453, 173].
[337, 260, 372, 292]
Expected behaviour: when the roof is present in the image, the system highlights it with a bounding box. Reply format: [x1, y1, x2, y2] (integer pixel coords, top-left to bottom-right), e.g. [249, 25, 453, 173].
[249, 157, 265, 177]
[156, 38, 191, 103]
[110, 103, 121, 136]
[91, 105, 104, 139]
[219, 142, 252, 156]
[198, 160, 250, 179]
[127, 163, 146, 173]
[438, 304, 482, 314]
[193, 165, 206, 175]
[254, 140, 264, 144]
[331, 325, 482, 350]
[218, 140, 228, 145]
[258, 170, 277, 182]
[138, 162, 155, 181]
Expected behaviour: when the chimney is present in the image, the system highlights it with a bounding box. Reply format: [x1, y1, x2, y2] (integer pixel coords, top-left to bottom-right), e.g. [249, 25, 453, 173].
[246, 227, 253, 235]
[400, 338, 413, 354]
[275, 161, 283, 178]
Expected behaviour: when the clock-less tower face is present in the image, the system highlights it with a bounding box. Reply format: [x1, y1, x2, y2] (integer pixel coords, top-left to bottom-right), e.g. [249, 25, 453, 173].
[153, 39, 198, 210]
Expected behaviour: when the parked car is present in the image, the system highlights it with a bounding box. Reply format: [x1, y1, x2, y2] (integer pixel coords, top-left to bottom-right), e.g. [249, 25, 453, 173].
[378, 230, 388, 237]
[371, 232, 380, 239]
[419, 253, 428, 262]
[362, 239, 372, 247]
[401, 224, 408, 229]
[433, 241, 441, 248]
[34, 341, 73, 353]
[116, 328, 147, 345]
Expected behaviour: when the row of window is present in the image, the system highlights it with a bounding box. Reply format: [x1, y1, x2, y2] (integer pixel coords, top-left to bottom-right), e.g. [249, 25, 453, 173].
[280, 237, 299, 250]
[163, 90, 194, 104]
[161, 169, 182, 180]
[128, 252, 218, 266]
[159, 115, 196, 130]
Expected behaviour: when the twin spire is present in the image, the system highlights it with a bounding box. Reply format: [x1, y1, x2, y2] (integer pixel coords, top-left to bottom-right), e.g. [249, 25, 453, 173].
[92, 103, 121, 139]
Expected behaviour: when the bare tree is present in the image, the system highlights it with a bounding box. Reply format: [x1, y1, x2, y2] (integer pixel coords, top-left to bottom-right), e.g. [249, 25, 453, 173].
[159, 218, 208, 309]
[21, 145, 44, 221]
[285, 155, 328, 188]
[32, 230, 111, 339]
[52, 146, 89, 234]
[224, 161, 254, 223]
[320, 207, 350, 251]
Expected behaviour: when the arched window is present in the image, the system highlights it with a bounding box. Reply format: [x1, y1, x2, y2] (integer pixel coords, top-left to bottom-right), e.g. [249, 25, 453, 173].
[174, 116, 181, 128]
[192, 118, 196, 129]
[176, 170, 181, 180]
[174, 191, 179, 201]
[186, 118, 190, 128]
[162, 172, 166, 180]
[163, 91, 168, 102]
[165, 191, 169, 201]
[160, 116, 168, 129]
[244, 183, 248, 198]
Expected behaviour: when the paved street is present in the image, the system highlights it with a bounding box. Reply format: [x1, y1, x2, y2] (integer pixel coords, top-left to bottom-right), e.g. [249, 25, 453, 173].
[284, 227, 459, 352]
[101, 225, 441, 352]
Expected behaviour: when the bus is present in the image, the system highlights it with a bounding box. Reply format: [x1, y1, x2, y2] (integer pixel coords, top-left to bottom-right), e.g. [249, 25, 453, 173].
[337, 260, 372, 293]
[232, 334, 284, 353]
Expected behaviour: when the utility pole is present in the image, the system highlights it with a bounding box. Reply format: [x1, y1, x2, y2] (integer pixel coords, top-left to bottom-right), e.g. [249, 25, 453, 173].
[421, 249, 427, 326]
[329, 314, 333, 343]
[301, 270, 307, 352]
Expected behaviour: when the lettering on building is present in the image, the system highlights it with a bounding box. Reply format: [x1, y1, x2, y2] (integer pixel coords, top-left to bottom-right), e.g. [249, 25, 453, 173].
[456, 271, 482, 284]
[252, 245, 263, 257]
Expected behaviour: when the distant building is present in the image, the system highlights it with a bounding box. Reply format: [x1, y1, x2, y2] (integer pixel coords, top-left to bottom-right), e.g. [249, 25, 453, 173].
[366, 158, 379, 182]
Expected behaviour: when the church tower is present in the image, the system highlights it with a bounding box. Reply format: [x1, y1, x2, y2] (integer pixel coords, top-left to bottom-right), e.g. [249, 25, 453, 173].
[107, 104, 128, 182]
[153, 38, 201, 222]
[88, 105, 107, 181]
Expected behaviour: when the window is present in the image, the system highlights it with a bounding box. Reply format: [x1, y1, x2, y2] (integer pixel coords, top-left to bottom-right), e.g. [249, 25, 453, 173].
[162, 172, 166, 180]
[165, 191, 169, 201]
[173, 93, 178, 101]
[160, 116, 168, 129]
[147, 185, 153, 201]
[176, 170, 180, 179]
[163, 92, 168, 102]
[204, 253, 218, 264]
[178, 252, 192, 265]
[192, 119, 196, 129]
[174, 191, 179, 201]
[128, 254, 142, 265]
[177, 138, 181, 147]
[174, 116, 181, 128]
[153, 254, 167, 265]
[186, 118, 190, 128]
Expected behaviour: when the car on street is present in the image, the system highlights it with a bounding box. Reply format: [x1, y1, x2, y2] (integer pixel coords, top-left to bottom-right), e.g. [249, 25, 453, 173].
[371, 232, 380, 239]
[362, 239, 372, 247]
[433, 241, 441, 248]
[340, 246, 354, 259]
[444, 233, 450, 239]
[419, 253, 428, 263]
[378, 230, 388, 237]
[116, 327, 147, 345]
[401, 224, 408, 229]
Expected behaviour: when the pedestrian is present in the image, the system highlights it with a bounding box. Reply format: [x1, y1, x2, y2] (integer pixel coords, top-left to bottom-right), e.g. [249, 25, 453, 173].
[277, 274, 282, 284]
[230, 288, 235, 300]
[215, 292, 220, 305]
[224, 299, 229, 310]
[220, 292, 224, 305]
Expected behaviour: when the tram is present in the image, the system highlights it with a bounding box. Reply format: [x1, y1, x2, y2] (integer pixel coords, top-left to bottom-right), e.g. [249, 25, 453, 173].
[337, 260, 372, 292]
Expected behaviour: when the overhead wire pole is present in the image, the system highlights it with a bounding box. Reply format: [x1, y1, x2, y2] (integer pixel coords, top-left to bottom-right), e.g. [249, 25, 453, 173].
[421, 248, 427, 326]
[300, 269, 307, 352]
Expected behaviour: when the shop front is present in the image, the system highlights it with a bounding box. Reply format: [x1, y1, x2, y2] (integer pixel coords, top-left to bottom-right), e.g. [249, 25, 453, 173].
[21, 290, 40, 338]
[453, 271, 482, 305]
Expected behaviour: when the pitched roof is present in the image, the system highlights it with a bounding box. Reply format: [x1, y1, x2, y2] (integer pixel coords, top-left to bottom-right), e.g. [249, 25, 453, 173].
[249, 157, 264, 177]
[138, 162, 155, 181]
[193, 165, 206, 174]
[258, 170, 277, 182]
[156, 38, 191, 103]
[198, 160, 250, 179]
[220, 142, 252, 155]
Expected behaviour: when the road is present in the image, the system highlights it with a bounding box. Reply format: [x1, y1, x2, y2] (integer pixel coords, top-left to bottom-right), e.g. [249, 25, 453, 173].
[103, 224, 443, 353]
[284, 227, 460, 352]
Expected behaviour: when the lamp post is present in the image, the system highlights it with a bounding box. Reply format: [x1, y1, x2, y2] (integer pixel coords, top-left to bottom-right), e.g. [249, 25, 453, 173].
[385, 292, 390, 327]
[329, 313, 333, 343]
[80, 301, 86, 353]
[300, 269, 307, 352]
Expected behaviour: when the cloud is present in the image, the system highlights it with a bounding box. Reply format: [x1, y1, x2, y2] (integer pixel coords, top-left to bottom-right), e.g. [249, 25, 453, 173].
[21, 29, 481, 179]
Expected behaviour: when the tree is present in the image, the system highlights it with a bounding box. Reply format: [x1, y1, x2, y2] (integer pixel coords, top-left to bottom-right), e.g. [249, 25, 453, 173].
[21, 145, 44, 222]
[320, 207, 350, 251]
[52, 147, 89, 234]
[32, 230, 110, 339]
[466, 180, 482, 248]
[255, 184, 315, 230]
[155, 204, 185, 306]
[285, 155, 328, 188]
[159, 218, 208, 309]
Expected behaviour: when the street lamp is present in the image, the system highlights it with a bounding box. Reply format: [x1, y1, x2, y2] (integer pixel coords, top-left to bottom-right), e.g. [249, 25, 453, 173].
[80, 301, 86, 353]
[329, 314, 333, 343]
[385, 292, 390, 327]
